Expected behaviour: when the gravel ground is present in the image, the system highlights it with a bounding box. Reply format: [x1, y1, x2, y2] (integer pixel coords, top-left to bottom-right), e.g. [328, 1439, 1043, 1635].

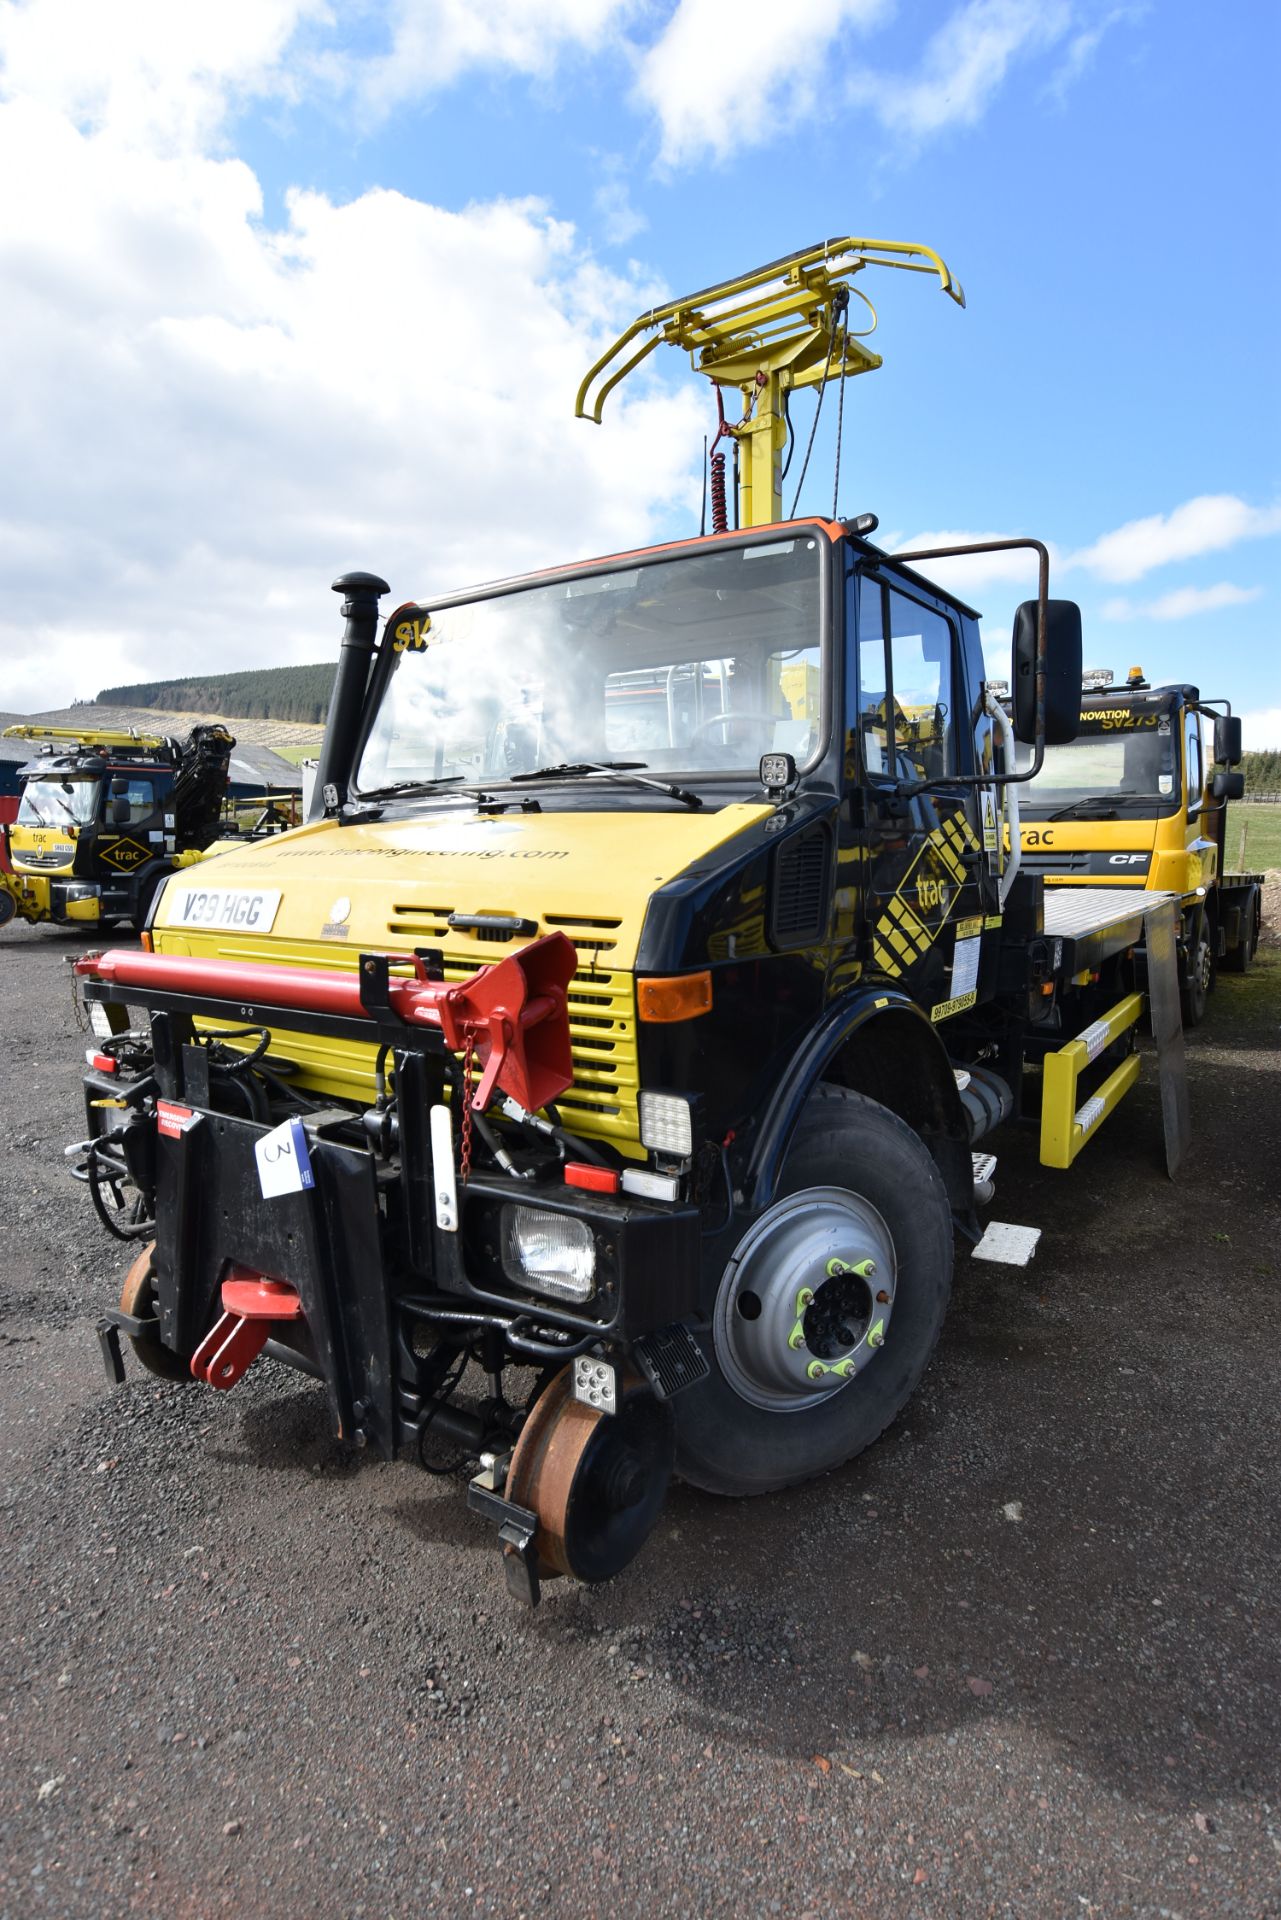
[1, 918, 1279, 1920]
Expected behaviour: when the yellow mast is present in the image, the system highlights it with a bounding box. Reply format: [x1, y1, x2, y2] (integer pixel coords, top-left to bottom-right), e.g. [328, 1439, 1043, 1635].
[577, 236, 964, 530]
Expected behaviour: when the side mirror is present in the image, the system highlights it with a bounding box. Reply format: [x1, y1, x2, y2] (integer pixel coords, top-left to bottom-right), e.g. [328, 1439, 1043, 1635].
[1211, 769, 1245, 801]
[1011, 600, 1082, 746]
[110, 776, 129, 796]
[111, 798, 130, 825]
[1214, 714, 1242, 767]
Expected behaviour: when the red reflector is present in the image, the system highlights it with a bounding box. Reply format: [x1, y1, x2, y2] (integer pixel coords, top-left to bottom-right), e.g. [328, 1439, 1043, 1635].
[88, 1050, 116, 1073]
[156, 1099, 198, 1139]
[564, 1162, 620, 1194]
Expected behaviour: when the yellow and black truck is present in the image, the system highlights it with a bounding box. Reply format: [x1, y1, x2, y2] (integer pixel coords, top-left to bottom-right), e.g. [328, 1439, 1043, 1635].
[69, 240, 1194, 1602]
[1009, 669, 1263, 1024]
[1, 723, 235, 934]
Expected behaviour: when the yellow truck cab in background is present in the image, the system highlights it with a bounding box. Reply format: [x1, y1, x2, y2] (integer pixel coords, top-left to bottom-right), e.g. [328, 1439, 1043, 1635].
[1010, 668, 1263, 1024]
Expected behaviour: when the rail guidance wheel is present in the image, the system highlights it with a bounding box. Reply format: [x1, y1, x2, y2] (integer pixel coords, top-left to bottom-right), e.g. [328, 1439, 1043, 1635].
[675, 1086, 953, 1497]
[118, 1242, 191, 1382]
[505, 1366, 674, 1584]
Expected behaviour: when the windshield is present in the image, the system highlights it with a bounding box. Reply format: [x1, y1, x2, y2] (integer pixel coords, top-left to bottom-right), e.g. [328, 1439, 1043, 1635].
[355, 536, 824, 795]
[17, 776, 100, 826]
[1020, 711, 1176, 812]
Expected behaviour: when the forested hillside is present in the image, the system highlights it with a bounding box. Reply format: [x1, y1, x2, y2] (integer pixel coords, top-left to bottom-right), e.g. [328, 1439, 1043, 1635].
[1242, 749, 1281, 793]
[96, 664, 334, 725]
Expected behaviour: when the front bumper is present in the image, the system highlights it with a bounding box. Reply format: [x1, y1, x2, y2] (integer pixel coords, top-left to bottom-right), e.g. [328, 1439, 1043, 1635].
[80, 1054, 700, 1460]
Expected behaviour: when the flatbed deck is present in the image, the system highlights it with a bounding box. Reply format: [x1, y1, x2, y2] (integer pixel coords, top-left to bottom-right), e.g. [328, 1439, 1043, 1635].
[1042, 886, 1179, 975]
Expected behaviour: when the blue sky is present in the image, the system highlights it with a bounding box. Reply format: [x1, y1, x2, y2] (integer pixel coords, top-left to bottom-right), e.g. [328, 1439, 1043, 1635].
[1, 0, 1277, 742]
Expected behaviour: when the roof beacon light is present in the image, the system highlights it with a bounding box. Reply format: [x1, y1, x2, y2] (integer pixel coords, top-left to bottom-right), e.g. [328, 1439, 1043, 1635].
[1081, 667, 1114, 690]
[1126, 665, 1148, 689]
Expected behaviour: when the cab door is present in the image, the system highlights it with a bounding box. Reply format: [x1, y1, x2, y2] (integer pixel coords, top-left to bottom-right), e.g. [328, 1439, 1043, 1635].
[845, 568, 990, 1016]
[95, 771, 169, 883]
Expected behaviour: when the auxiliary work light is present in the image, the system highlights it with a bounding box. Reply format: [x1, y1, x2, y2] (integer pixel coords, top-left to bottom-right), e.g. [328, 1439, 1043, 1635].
[638, 1090, 700, 1160]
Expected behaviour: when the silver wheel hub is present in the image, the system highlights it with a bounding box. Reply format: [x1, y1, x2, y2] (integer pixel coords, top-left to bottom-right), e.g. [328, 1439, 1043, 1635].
[713, 1186, 898, 1412]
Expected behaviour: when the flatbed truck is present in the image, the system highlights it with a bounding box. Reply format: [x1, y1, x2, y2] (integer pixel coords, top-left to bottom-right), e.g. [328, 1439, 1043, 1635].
[1009, 670, 1263, 1024]
[70, 238, 1193, 1601]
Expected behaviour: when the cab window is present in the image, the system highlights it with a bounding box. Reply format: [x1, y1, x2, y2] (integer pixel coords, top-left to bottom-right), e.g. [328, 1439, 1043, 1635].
[1185, 711, 1203, 802]
[856, 576, 959, 781]
[113, 778, 156, 823]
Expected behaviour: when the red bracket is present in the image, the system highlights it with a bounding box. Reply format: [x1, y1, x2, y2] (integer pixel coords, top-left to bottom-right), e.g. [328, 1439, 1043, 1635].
[190, 1269, 303, 1390]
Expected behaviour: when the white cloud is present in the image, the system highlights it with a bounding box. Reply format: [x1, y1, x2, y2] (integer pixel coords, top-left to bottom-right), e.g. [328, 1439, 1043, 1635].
[1241, 708, 1281, 752]
[856, 0, 1069, 140]
[350, 0, 635, 112]
[1072, 495, 1281, 583]
[0, 0, 325, 150]
[592, 155, 647, 247]
[1044, 4, 1144, 103]
[0, 52, 703, 710]
[635, 0, 891, 168]
[1101, 583, 1264, 622]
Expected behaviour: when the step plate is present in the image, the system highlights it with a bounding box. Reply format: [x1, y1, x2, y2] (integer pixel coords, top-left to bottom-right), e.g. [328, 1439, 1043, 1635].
[971, 1221, 1042, 1267]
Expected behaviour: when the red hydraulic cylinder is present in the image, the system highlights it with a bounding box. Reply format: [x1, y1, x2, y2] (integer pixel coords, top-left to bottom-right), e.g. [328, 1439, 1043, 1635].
[76, 930, 578, 1114]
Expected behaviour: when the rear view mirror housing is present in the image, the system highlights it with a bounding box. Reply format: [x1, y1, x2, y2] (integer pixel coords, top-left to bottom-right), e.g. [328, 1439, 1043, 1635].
[1011, 600, 1082, 747]
[1211, 769, 1245, 801]
[1214, 714, 1243, 767]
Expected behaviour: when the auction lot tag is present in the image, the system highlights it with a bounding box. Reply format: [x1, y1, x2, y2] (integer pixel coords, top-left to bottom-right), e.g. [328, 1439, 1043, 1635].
[166, 886, 282, 932]
[254, 1116, 314, 1199]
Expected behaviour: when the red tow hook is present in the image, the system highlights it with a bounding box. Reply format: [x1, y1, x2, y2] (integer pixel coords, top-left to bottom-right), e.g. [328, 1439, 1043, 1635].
[190, 1268, 303, 1390]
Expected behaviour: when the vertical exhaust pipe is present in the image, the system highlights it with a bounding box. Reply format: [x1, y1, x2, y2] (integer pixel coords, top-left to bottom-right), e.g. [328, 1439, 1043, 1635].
[308, 571, 389, 820]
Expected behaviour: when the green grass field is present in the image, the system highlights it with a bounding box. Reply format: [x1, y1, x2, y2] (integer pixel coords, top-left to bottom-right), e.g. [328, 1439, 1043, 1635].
[1226, 802, 1281, 873]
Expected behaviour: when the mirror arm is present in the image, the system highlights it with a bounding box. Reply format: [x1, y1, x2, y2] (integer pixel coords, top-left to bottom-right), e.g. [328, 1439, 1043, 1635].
[891, 536, 1050, 784]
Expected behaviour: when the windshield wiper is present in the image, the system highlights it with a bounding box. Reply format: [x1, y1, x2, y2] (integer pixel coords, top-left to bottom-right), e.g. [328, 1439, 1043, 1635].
[508, 762, 703, 810]
[1046, 792, 1127, 822]
[357, 775, 470, 800]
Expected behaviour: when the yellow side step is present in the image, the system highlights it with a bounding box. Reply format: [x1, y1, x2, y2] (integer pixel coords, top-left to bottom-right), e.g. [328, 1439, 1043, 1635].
[1040, 992, 1143, 1169]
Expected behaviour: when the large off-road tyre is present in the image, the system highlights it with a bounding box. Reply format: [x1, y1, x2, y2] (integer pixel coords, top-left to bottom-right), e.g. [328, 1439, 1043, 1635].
[674, 1086, 953, 1498]
[119, 1243, 191, 1383]
[1181, 920, 1213, 1028]
[1222, 887, 1260, 975]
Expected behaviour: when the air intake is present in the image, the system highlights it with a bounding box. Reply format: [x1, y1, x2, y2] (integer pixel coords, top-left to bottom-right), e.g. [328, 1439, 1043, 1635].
[769, 822, 831, 946]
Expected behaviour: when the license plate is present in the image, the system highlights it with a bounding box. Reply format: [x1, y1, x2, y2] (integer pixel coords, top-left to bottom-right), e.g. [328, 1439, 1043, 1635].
[165, 886, 283, 932]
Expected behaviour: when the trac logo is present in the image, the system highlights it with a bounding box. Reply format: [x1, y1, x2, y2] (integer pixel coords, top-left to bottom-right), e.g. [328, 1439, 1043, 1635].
[99, 838, 149, 872]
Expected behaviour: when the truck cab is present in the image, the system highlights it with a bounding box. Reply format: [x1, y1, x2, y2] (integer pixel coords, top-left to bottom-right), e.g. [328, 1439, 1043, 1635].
[1011, 670, 1261, 1020]
[1, 724, 234, 932]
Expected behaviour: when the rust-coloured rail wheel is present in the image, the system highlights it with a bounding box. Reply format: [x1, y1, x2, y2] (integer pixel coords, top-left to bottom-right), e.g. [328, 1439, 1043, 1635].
[506, 1366, 674, 1585]
[118, 1242, 190, 1382]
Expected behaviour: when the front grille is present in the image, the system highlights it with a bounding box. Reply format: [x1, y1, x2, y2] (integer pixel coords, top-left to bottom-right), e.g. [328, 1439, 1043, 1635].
[15, 849, 75, 871]
[388, 902, 453, 938]
[543, 912, 622, 956]
[435, 949, 638, 1148]
[1021, 850, 1090, 874]
[193, 920, 642, 1151]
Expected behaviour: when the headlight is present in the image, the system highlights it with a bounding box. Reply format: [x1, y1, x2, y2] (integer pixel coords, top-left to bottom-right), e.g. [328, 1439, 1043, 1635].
[501, 1206, 596, 1303]
[638, 1090, 697, 1159]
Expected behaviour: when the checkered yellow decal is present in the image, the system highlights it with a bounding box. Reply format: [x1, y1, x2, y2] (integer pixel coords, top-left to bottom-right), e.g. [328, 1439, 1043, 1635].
[871, 813, 979, 979]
